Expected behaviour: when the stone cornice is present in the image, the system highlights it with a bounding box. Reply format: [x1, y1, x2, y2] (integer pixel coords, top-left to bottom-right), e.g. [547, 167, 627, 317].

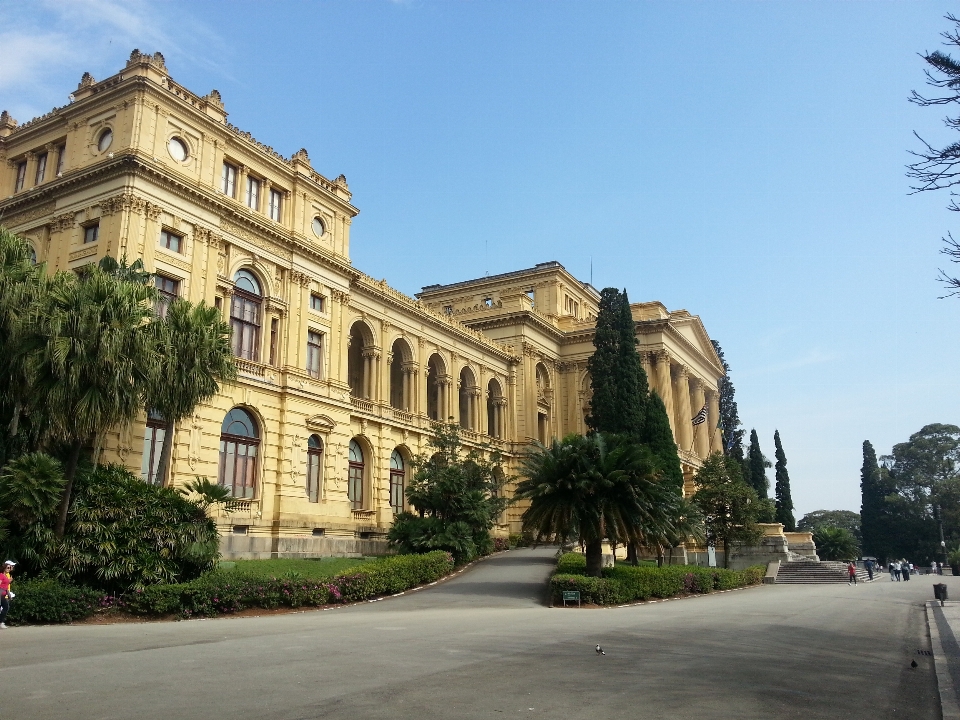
[459, 309, 566, 343]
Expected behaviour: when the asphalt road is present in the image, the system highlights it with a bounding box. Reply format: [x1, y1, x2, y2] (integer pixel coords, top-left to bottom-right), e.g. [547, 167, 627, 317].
[1, 548, 944, 720]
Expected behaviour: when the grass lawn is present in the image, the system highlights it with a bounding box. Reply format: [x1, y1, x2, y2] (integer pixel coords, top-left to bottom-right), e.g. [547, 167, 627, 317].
[220, 557, 374, 580]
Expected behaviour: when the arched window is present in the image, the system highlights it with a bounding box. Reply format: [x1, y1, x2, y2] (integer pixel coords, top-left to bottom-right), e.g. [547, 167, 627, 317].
[390, 338, 413, 411]
[306, 434, 323, 503]
[389, 449, 405, 514]
[218, 408, 259, 498]
[348, 322, 374, 399]
[459, 367, 477, 430]
[27, 245, 37, 265]
[348, 439, 364, 510]
[140, 409, 165, 485]
[231, 269, 262, 360]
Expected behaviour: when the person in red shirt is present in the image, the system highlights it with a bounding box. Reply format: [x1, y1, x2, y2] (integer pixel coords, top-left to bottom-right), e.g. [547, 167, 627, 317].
[0, 560, 16, 628]
[848, 561, 858, 585]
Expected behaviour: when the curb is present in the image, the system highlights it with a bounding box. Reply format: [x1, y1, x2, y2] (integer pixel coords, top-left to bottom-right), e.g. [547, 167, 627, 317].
[926, 601, 960, 720]
[550, 581, 765, 610]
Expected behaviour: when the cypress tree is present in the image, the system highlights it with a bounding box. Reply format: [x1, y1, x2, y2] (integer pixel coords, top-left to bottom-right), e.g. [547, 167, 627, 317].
[586, 288, 647, 437]
[860, 440, 890, 559]
[747, 429, 770, 499]
[711, 340, 744, 462]
[644, 391, 684, 492]
[773, 430, 795, 531]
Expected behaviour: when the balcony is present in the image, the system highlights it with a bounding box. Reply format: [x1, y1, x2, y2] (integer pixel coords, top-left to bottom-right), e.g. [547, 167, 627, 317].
[392, 408, 414, 423]
[351, 397, 375, 413]
[236, 358, 265, 377]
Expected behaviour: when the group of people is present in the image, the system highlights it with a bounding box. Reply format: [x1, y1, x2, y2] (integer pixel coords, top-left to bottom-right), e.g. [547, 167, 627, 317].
[888, 560, 917, 581]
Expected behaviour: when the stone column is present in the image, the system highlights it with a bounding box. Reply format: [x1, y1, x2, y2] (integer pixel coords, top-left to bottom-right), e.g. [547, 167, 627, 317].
[362, 350, 374, 399]
[237, 165, 248, 204]
[673, 366, 693, 453]
[653, 351, 676, 436]
[690, 378, 709, 458]
[707, 388, 722, 454]
[261, 179, 272, 217]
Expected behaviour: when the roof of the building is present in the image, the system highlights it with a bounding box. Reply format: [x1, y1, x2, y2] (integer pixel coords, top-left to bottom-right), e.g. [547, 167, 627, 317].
[418, 261, 599, 299]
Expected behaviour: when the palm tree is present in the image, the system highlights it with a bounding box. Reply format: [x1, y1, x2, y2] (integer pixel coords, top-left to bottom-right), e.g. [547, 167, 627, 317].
[515, 433, 677, 577]
[20, 265, 159, 537]
[148, 299, 236, 486]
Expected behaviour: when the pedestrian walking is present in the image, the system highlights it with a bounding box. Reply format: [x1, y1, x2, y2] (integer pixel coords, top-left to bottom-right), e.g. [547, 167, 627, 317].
[933, 561, 938, 576]
[939, 561, 944, 576]
[902, 561, 911, 582]
[848, 561, 858, 585]
[889, 562, 896, 580]
[866, 559, 874, 581]
[894, 561, 902, 581]
[0, 560, 15, 628]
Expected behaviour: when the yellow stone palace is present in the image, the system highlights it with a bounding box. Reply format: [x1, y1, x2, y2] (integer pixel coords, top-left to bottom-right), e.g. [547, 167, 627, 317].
[0, 51, 725, 559]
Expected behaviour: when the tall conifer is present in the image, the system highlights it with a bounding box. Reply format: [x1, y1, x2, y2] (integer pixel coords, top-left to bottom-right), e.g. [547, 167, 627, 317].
[747, 429, 770, 499]
[644, 391, 684, 491]
[860, 440, 890, 559]
[711, 340, 744, 461]
[773, 430, 795, 531]
[585, 288, 646, 437]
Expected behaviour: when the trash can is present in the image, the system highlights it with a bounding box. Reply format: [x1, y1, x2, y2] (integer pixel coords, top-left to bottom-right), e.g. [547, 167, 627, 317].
[935, 583, 948, 606]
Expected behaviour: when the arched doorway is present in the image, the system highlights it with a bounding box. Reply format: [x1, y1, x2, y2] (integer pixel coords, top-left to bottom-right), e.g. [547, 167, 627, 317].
[390, 338, 414, 411]
[487, 378, 504, 438]
[348, 322, 376, 399]
[459, 366, 477, 430]
[426, 353, 446, 421]
[348, 439, 365, 510]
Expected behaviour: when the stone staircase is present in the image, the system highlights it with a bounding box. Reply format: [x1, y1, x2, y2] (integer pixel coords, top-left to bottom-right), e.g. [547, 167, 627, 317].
[775, 560, 872, 584]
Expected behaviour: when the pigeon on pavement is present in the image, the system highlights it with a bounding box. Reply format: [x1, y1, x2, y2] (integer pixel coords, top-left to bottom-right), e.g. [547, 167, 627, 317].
[911, 660, 918, 668]
[596, 644, 606, 655]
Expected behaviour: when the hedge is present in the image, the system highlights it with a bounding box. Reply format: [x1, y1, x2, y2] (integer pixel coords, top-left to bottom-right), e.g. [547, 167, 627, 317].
[122, 550, 455, 618]
[8, 579, 106, 624]
[550, 553, 765, 605]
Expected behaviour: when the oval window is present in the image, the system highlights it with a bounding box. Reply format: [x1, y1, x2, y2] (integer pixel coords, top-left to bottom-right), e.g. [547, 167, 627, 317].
[168, 137, 188, 162]
[97, 128, 113, 153]
[312, 217, 325, 238]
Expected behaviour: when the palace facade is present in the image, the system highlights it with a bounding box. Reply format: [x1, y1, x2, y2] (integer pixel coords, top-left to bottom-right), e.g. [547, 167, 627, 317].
[0, 51, 725, 558]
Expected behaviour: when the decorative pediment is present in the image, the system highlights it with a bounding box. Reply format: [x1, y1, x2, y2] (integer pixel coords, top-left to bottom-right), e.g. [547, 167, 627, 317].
[305, 414, 337, 432]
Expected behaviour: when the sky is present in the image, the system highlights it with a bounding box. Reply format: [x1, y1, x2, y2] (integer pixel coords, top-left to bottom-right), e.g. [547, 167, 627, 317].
[2, 0, 959, 517]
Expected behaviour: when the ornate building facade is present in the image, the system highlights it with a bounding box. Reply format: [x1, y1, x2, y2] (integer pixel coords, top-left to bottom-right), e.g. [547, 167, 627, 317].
[0, 52, 725, 558]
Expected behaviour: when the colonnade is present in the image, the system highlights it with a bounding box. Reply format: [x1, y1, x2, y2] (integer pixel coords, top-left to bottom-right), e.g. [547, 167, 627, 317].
[644, 350, 722, 458]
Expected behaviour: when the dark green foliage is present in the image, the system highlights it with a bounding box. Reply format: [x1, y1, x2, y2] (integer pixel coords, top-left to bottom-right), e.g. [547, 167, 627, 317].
[799, 509, 862, 543]
[859, 441, 891, 558]
[711, 340, 744, 461]
[586, 288, 647, 437]
[122, 550, 454, 618]
[549, 552, 764, 605]
[7, 579, 104, 625]
[4, 464, 219, 591]
[0, 452, 64, 531]
[515, 433, 681, 576]
[746, 429, 770, 500]
[812, 526, 860, 561]
[773, 431, 795, 531]
[691, 453, 764, 568]
[388, 423, 506, 565]
[644, 391, 684, 492]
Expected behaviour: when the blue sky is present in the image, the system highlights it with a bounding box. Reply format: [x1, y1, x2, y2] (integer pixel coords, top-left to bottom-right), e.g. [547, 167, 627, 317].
[3, 0, 959, 517]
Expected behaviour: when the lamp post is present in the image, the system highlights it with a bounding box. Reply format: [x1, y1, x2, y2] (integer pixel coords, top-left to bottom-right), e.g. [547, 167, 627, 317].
[936, 504, 947, 568]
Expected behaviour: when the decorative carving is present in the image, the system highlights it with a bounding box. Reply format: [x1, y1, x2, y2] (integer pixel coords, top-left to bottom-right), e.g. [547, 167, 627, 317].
[99, 193, 151, 217]
[2, 202, 56, 228]
[188, 414, 203, 470]
[292, 148, 310, 165]
[69, 246, 98, 262]
[117, 420, 133, 463]
[78, 72, 96, 89]
[50, 212, 76, 233]
[290, 270, 312, 287]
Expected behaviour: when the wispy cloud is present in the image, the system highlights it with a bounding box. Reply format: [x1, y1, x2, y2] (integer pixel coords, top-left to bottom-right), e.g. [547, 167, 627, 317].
[1, 0, 230, 120]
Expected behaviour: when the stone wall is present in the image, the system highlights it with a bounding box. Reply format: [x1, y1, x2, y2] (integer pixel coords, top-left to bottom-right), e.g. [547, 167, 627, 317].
[220, 534, 390, 560]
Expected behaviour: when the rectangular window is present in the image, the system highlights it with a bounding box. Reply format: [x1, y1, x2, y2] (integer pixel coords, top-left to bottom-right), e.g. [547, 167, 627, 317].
[159, 229, 182, 253]
[14, 162, 26, 192]
[55, 145, 66, 176]
[221, 162, 237, 197]
[140, 411, 166, 485]
[246, 176, 260, 211]
[268, 189, 282, 221]
[307, 330, 323, 378]
[34, 153, 47, 185]
[309, 293, 325, 312]
[269, 318, 279, 366]
[154, 275, 180, 318]
[83, 223, 99, 244]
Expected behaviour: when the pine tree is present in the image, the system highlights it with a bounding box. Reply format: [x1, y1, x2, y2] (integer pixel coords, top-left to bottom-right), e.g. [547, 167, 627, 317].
[773, 430, 795, 531]
[860, 440, 891, 560]
[644, 391, 684, 492]
[710, 340, 744, 462]
[585, 288, 647, 437]
[747, 429, 770, 499]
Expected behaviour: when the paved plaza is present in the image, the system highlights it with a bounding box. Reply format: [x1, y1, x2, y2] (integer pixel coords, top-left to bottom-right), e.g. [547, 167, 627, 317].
[0, 548, 945, 720]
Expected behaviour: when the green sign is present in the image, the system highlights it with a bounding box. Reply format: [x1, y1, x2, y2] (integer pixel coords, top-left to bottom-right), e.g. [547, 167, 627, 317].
[562, 591, 580, 600]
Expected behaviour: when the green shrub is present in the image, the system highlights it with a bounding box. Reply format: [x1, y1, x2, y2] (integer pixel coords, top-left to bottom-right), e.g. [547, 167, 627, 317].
[8, 579, 104, 624]
[123, 550, 455, 618]
[550, 552, 764, 605]
[556, 552, 587, 575]
[5, 464, 219, 591]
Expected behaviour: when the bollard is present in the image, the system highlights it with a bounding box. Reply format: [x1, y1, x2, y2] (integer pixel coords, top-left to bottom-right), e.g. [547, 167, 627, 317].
[935, 583, 948, 607]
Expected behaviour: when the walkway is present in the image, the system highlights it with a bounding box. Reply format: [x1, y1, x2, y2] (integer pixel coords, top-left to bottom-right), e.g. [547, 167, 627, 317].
[1, 548, 942, 720]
